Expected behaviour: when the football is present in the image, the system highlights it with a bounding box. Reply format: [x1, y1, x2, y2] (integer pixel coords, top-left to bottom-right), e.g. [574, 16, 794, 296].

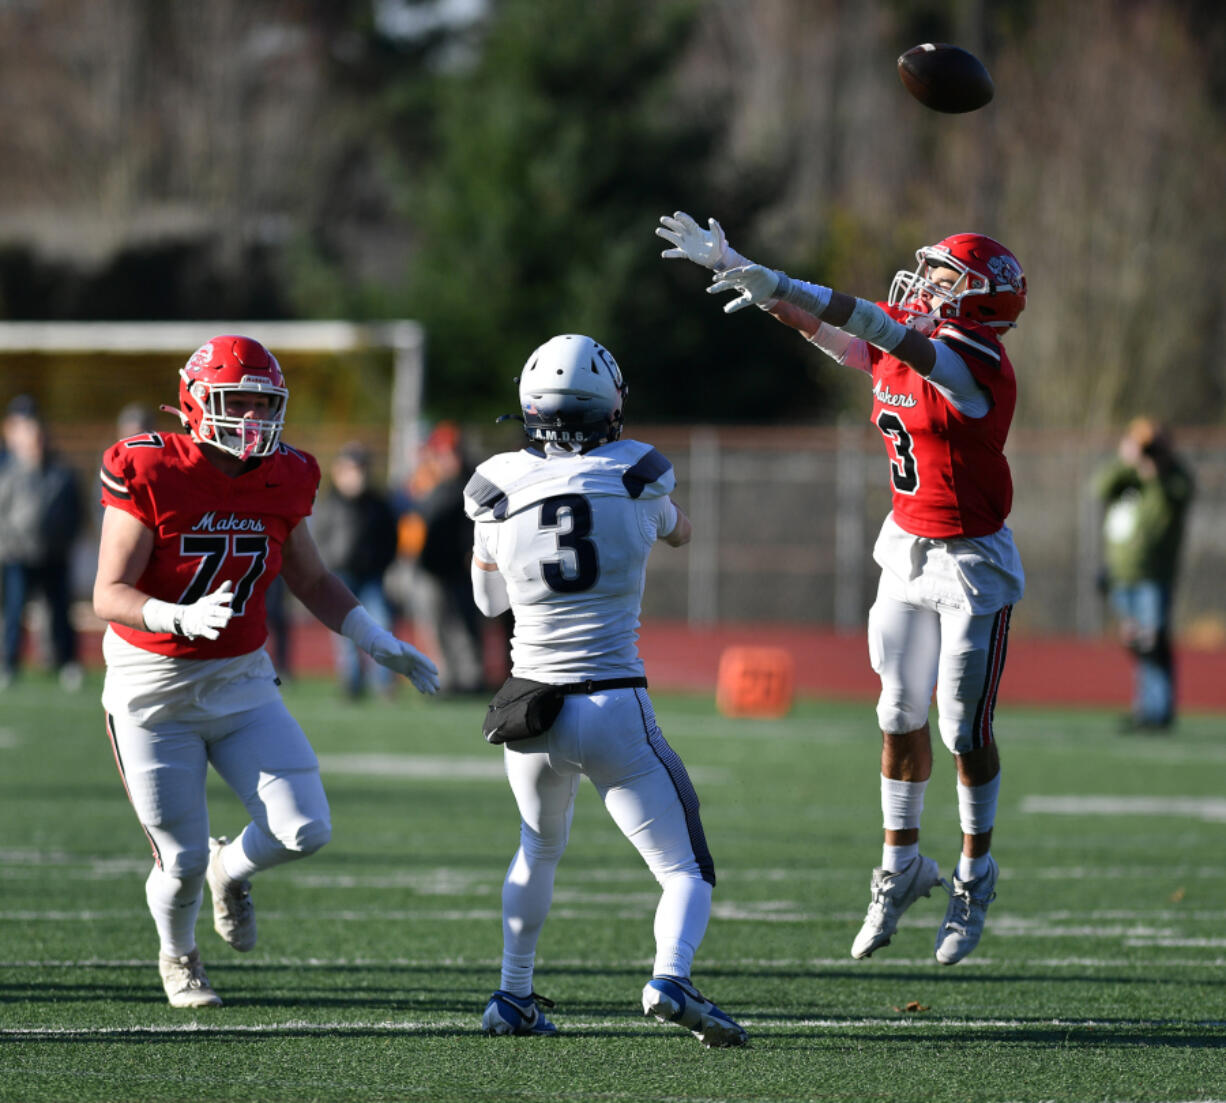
[897, 43, 994, 113]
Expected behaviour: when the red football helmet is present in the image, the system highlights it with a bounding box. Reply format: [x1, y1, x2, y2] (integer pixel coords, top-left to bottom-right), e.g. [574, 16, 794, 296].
[888, 233, 1026, 330]
[173, 335, 288, 459]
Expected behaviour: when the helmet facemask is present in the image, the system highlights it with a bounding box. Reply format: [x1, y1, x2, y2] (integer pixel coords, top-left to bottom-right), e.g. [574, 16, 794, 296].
[185, 375, 288, 460]
[889, 252, 982, 321]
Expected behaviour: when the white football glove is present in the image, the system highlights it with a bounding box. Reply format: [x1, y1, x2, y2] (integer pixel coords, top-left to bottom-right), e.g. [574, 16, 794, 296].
[707, 264, 782, 313]
[657, 211, 738, 270]
[340, 606, 440, 695]
[142, 580, 235, 641]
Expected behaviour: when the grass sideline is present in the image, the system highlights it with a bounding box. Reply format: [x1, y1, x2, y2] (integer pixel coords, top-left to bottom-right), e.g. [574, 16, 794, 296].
[1, 670, 1225, 1102]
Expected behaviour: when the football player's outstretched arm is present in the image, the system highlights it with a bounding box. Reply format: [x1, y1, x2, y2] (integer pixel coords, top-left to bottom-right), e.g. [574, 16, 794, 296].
[93, 506, 234, 640]
[283, 520, 439, 694]
[657, 210, 912, 368]
[707, 265, 938, 377]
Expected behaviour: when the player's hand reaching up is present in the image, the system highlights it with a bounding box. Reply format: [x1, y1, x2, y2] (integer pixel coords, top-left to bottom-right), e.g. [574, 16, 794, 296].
[707, 265, 783, 313]
[657, 212, 734, 270]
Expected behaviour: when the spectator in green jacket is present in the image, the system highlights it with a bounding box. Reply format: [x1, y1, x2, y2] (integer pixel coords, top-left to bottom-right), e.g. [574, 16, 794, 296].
[1095, 419, 1195, 731]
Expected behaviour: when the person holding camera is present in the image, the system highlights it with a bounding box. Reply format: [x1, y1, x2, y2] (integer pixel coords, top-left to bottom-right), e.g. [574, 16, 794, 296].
[1095, 418, 1195, 732]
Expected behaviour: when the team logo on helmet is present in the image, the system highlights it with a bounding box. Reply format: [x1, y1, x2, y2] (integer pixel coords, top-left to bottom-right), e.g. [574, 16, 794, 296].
[186, 342, 215, 373]
[987, 254, 1023, 291]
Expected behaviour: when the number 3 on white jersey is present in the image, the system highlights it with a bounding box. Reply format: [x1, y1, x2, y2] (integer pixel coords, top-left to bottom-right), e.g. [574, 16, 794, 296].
[538, 494, 599, 593]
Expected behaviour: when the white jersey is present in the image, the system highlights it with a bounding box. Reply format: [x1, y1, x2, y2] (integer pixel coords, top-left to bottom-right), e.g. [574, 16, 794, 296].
[464, 440, 678, 683]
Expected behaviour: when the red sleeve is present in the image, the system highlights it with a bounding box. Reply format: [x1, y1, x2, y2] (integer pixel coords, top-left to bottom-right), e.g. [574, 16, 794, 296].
[99, 434, 166, 526]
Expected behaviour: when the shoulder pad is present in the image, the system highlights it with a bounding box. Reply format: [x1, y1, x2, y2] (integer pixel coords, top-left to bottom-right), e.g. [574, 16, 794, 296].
[464, 466, 509, 521]
[935, 320, 1001, 365]
[621, 447, 673, 499]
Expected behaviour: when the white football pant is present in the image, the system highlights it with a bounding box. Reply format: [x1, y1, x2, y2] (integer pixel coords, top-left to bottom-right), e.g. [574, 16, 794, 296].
[868, 571, 1013, 753]
[499, 687, 714, 988]
[106, 697, 331, 953]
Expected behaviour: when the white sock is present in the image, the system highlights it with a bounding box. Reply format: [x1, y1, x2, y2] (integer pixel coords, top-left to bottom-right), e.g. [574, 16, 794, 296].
[652, 875, 711, 979]
[882, 842, 919, 872]
[499, 841, 562, 996]
[957, 852, 993, 882]
[499, 951, 535, 998]
[956, 773, 1000, 837]
[881, 775, 928, 832]
[145, 865, 204, 958]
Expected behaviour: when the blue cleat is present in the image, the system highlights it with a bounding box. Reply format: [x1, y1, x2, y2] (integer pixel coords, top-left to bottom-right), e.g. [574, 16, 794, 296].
[641, 976, 747, 1047]
[481, 990, 559, 1036]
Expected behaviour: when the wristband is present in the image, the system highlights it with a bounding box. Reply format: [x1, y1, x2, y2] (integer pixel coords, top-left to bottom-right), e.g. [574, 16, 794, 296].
[340, 605, 381, 654]
[778, 274, 833, 317]
[142, 597, 185, 636]
[842, 297, 909, 352]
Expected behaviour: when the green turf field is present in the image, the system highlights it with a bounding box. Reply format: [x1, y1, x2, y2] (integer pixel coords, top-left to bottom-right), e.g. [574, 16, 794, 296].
[1, 671, 1224, 1102]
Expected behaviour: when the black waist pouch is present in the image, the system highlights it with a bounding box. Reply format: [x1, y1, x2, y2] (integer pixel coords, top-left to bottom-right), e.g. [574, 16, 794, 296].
[482, 677, 565, 745]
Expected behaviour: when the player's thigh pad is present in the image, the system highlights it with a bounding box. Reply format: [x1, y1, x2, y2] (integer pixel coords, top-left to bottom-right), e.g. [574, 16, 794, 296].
[206, 698, 331, 853]
[933, 605, 1012, 754]
[502, 737, 581, 852]
[106, 711, 210, 877]
[570, 688, 715, 886]
[868, 581, 941, 734]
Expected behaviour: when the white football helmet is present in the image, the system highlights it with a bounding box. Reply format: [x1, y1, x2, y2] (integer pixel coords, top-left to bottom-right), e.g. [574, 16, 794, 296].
[518, 334, 627, 448]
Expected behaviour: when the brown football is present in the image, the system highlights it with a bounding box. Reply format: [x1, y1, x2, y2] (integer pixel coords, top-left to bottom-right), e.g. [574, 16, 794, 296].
[897, 43, 994, 113]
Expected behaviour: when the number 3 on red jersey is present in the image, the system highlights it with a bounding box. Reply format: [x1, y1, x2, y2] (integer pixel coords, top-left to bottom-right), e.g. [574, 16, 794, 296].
[876, 410, 919, 495]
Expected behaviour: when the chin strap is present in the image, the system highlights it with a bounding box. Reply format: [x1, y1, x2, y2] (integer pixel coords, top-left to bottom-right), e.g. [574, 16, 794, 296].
[159, 404, 189, 430]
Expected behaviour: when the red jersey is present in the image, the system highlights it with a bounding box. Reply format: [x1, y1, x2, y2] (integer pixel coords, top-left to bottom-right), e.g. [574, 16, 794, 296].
[99, 432, 320, 659]
[867, 306, 1016, 539]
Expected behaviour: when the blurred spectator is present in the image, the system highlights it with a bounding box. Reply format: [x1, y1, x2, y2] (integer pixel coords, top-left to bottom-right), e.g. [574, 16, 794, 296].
[389, 422, 487, 695]
[0, 395, 85, 690]
[312, 443, 399, 699]
[116, 402, 158, 438]
[1095, 418, 1195, 731]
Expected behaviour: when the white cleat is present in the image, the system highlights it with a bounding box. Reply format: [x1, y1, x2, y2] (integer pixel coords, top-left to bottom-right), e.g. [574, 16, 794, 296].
[935, 856, 999, 965]
[158, 948, 222, 1008]
[641, 976, 748, 1048]
[851, 854, 945, 959]
[207, 836, 257, 952]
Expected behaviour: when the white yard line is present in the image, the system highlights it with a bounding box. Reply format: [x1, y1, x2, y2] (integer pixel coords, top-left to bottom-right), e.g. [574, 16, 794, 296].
[4, 953, 1226, 970]
[4, 853, 1225, 885]
[1021, 795, 1226, 821]
[4, 1014, 1225, 1040]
